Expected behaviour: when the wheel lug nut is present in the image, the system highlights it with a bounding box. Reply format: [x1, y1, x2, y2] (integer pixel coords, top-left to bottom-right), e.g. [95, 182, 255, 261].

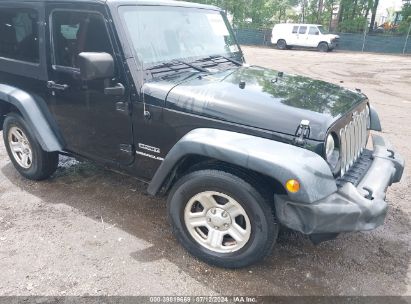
[207, 218, 212, 223]
[211, 208, 216, 215]
[224, 224, 229, 228]
[222, 211, 228, 218]
[214, 226, 219, 230]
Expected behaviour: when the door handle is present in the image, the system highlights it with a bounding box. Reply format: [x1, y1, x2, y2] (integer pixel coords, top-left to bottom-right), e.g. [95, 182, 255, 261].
[47, 81, 69, 91]
[104, 83, 125, 96]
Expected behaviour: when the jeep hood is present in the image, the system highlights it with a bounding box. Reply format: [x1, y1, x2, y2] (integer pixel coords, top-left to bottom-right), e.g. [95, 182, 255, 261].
[147, 66, 366, 141]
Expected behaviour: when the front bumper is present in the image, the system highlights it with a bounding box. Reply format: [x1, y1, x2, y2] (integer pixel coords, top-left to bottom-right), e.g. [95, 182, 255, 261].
[275, 134, 405, 234]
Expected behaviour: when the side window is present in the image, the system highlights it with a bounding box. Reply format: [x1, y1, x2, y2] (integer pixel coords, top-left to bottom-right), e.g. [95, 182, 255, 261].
[309, 26, 319, 35]
[0, 8, 39, 63]
[292, 26, 298, 34]
[52, 11, 113, 68]
[298, 26, 307, 34]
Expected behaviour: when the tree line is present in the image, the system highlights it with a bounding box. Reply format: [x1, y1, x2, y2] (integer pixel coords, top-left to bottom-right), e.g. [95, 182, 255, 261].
[184, 0, 411, 33]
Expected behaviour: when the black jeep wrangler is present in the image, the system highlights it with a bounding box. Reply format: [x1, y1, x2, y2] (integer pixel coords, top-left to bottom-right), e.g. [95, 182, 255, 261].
[0, 0, 405, 268]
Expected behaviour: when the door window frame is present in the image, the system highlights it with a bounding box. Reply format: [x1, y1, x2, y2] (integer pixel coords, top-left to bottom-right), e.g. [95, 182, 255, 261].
[48, 8, 117, 74]
[308, 26, 320, 35]
[0, 2, 47, 80]
[298, 26, 307, 34]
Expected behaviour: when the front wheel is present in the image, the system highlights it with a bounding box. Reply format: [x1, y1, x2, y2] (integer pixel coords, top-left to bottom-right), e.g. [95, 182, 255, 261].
[167, 170, 278, 268]
[318, 42, 329, 52]
[3, 113, 59, 180]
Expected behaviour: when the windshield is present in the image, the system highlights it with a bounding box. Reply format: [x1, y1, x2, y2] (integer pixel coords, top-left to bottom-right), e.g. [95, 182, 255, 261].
[119, 6, 240, 66]
[318, 26, 329, 34]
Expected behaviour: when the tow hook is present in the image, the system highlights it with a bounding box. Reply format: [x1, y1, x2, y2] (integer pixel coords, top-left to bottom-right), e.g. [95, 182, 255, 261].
[363, 187, 374, 200]
[387, 149, 395, 159]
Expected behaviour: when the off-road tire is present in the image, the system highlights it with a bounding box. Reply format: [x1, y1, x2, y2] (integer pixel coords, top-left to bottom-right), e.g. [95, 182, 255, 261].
[3, 113, 59, 180]
[167, 169, 278, 268]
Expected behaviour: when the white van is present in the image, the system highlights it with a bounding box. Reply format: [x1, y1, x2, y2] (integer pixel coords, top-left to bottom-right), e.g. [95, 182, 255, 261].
[271, 24, 339, 52]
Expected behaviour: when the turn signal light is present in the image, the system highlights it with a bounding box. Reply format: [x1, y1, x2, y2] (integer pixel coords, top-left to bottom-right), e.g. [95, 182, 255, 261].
[286, 179, 300, 193]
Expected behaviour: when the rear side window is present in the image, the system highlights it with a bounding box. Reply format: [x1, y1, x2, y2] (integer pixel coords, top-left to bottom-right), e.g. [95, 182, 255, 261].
[0, 8, 39, 63]
[298, 26, 307, 34]
[292, 26, 298, 34]
[309, 26, 319, 35]
[51, 11, 113, 68]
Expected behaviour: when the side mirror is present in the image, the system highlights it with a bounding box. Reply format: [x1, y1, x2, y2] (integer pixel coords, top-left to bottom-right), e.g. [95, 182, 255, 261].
[78, 52, 114, 81]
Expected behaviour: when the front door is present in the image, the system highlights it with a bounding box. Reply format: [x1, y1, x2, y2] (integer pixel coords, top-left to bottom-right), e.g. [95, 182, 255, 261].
[46, 4, 134, 165]
[307, 26, 321, 47]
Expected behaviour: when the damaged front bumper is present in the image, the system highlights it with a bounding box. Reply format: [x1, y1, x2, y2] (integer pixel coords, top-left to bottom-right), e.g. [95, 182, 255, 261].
[275, 134, 405, 235]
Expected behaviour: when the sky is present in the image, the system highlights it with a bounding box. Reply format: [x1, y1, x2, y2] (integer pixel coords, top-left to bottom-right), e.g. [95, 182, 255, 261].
[378, 0, 403, 13]
[376, 0, 403, 23]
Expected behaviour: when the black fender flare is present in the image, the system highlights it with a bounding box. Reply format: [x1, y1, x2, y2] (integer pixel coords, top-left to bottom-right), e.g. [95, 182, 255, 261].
[0, 84, 63, 152]
[147, 128, 337, 204]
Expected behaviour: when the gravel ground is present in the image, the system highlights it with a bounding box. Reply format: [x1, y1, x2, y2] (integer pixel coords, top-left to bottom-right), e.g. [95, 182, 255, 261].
[0, 47, 410, 296]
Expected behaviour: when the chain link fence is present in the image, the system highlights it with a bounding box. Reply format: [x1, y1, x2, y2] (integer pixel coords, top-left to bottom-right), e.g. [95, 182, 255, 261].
[233, 26, 411, 55]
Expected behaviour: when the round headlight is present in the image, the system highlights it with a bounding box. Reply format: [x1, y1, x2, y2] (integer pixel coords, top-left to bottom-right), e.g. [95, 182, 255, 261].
[325, 133, 340, 171]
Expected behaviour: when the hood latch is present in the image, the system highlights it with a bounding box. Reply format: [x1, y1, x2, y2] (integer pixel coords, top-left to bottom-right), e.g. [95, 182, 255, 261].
[294, 120, 311, 146]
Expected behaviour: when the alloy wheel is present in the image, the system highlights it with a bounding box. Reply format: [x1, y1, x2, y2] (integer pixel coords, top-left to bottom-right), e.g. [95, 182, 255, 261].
[184, 191, 251, 253]
[8, 126, 33, 169]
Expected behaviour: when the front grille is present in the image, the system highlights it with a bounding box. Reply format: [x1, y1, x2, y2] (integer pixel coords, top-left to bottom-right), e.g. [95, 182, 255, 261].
[336, 149, 373, 187]
[339, 109, 369, 176]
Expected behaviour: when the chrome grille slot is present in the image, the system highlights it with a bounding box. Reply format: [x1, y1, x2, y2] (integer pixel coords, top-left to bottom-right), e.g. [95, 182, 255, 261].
[339, 109, 369, 177]
[349, 121, 355, 167]
[354, 115, 360, 158]
[361, 111, 368, 151]
[340, 128, 347, 176]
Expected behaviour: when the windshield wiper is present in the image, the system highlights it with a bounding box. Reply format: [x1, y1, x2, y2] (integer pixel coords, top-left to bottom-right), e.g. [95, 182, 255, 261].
[149, 59, 207, 73]
[147, 56, 240, 79]
[172, 59, 208, 72]
[147, 59, 208, 79]
[220, 55, 243, 66]
[195, 55, 243, 67]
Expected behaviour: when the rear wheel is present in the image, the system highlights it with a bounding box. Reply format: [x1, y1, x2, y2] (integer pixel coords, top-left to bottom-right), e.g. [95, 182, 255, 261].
[3, 113, 58, 180]
[167, 170, 278, 268]
[277, 39, 287, 50]
[318, 42, 329, 52]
